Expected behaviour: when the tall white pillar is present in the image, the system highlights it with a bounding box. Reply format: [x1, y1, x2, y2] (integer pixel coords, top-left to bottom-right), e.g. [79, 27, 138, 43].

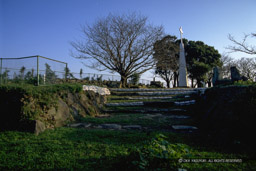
[178, 27, 188, 87]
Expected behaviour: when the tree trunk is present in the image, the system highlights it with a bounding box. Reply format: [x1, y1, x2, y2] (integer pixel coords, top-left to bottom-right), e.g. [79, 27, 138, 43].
[191, 78, 194, 88]
[207, 81, 211, 87]
[173, 72, 178, 88]
[173, 76, 176, 88]
[166, 80, 170, 88]
[120, 76, 128, 88]
[197, 79, 203, 87]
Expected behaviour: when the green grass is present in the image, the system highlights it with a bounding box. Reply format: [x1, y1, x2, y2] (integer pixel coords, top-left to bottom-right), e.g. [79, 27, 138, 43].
[1, 87, 255, 170]
[0, 128, 254, 170]
[80, 113, 194, 128]
[0, 128, 142, 170]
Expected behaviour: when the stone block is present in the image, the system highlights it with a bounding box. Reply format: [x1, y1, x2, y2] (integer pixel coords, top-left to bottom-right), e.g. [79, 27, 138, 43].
[172, 125, 198, 130]
[100, 124, 122, 130]
[123, 125, 142, 130]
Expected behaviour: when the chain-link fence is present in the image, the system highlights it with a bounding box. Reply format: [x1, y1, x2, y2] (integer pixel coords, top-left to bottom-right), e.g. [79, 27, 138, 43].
[0, 56, 67, 85]
[0, 55, 153, 86]
[69, 72, 151, 85]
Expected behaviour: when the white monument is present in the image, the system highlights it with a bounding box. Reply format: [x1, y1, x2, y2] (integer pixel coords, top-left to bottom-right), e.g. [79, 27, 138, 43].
[178, 26, 188, 87]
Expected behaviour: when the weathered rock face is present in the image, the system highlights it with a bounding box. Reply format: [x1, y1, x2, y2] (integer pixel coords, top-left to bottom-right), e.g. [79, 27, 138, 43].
[34, 120, 46, 135]
[46, 99, 72, 128]
[0, 85, 106, 134]
[42, 91, 105, 132]
[83, 85, 111, 95]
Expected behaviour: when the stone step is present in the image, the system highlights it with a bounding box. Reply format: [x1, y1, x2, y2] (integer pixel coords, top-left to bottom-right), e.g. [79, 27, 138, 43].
[110, 88, 206, 96]
[141, 114, 190, 120]
[106, 102, 144, 107]
[174, 100, 196, 106]
[68, 123, 92, 128]
[137, 91, 196, 96]
[109, 96, 173, 100]
[106, 100, 196, 107]
[104, 108, 187, 114]
[68, 123, 143, 130]
[68, 123, 199, 132]
[110, 88, 206, 92]
[111, 91, 196, 97]
[99, 124, 122, 130]
[172, 125, 198, 130]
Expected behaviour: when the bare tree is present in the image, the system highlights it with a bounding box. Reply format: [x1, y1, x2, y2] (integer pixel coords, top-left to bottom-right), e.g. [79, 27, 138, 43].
[236, 57, 256, 80]
[220, 53, 235, 78]
[227, 33, 256, 55]
[71, 13, 164, 87]
[221, 54, 256, 80]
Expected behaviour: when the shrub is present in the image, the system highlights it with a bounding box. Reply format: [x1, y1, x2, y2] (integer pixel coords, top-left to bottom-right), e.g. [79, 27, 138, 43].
[149, 81, 164, 88]
[214, 79, 233, 86]
[129, 73, 140, 85]
[234, 80, 256, 86]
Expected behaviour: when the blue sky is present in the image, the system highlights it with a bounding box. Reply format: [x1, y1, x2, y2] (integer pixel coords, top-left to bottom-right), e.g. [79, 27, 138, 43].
[0, 0, 256, 80]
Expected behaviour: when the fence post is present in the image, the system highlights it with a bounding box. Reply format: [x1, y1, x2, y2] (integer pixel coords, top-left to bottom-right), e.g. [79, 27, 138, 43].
[37, 56, 39, 86]
[0, 58, 2, 84]
[65, 63, 68, 81]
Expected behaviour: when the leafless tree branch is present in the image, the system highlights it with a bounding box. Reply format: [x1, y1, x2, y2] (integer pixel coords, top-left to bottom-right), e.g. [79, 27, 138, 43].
[227, 33, 256, 55]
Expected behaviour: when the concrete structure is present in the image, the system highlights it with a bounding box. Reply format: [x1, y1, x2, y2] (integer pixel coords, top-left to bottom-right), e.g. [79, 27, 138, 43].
[178, 27, 188, 87]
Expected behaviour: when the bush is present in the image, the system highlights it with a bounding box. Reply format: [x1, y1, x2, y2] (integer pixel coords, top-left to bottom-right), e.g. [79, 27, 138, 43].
[129, 73, 140, 85]
[234, 80, 256, 86]
[103, 80, 120, 88]
[214, 79, 233, 86]
[149, 81, 164, 88]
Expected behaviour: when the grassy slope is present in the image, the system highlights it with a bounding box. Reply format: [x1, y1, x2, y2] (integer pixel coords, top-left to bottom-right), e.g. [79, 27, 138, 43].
[0, 87, 255, 170]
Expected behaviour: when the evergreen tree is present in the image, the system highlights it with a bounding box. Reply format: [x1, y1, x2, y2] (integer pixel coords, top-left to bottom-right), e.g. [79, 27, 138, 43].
[45, 63, 57, 84]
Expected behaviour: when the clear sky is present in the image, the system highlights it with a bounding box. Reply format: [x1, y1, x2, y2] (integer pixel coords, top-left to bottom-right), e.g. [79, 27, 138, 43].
[0, 0, 256, 80]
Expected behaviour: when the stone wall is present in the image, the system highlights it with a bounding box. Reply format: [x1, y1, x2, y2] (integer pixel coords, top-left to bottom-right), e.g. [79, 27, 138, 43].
[0, 84, 106, 134]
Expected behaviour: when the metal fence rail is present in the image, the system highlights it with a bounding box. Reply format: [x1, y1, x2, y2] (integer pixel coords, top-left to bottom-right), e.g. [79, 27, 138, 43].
[73, 72, 152, 85]
[0, 56, 67, 85]
[0, 55, 153, 86]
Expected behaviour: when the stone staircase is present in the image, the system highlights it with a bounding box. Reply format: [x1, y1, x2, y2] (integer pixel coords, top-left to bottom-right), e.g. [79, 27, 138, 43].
[69, 87, 206, 132]
[104, 88, 206, 132]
